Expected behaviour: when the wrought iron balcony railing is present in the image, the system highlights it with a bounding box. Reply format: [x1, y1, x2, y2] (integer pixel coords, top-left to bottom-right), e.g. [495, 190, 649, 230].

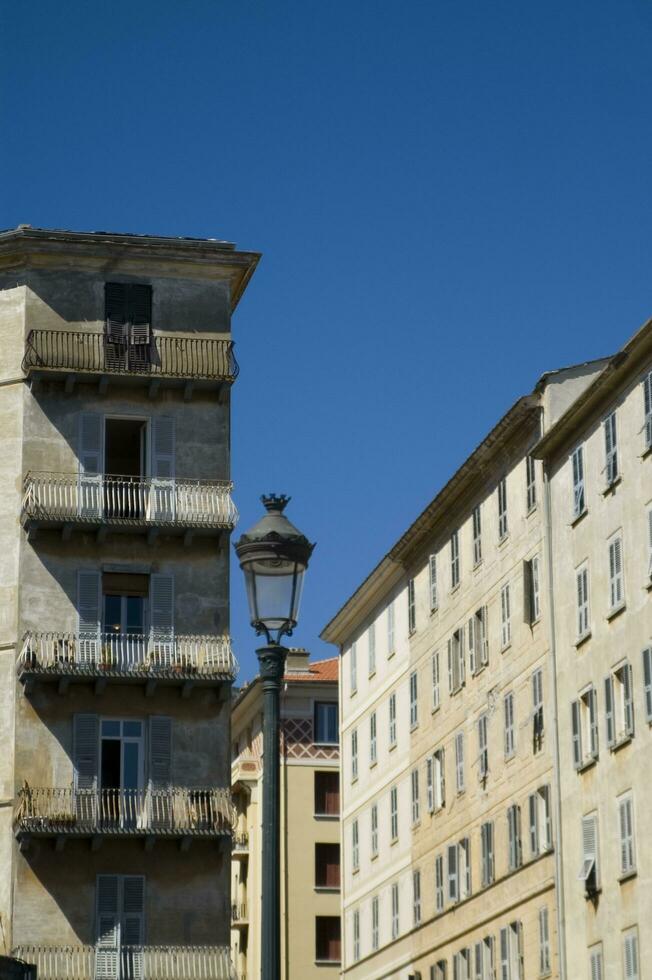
[22, 472, 238, 533]
[14, 786, 234, 840]
[22, 329, 239, 385]
[19, 631, 238, 685]
[11, 945, 235, 980]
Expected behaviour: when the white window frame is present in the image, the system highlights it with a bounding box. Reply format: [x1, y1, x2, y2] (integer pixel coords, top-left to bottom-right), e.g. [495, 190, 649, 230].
[608, 533, 625, 612]
[473, 504, 482, 565]
[369, 711, 377, 766]
[368, 622, 376, 676]
[579, 811, 600, 894]
[455, 730, 465, 794]
[571, 685, 599, 768]
[429, 553, 438, 611]
[478, 713, 488, 782]
[500, 583, 511, 649]
[388, 692, 397, 748]
[526, 454, 537, 513]
[351, 819, 359, 873]
[351, 728, 358, 782]
[408, 577, 416, 634]
[451, 530, 460, 589]
[532, 667, 544, 752]
[433, 747, 445, 810]
[390, 785, 398, 842]
[576, 563, 590, 639]
[409, 670, 419, 729]
[431, 651, 441, 711]
[504, 691, 515, 759]
[412, 869, 422, 925]
[370, 803, 378, 858]
[411, 768, 420, 826]
[605, 660, 634, 748]
[538, 907, 551, 976]
[390, 882, 399, 940]
[604, 410, 619, 486]
[618, 791, 636, 877]
[571, 445, 586, 518]
[528, 785, 552, 856]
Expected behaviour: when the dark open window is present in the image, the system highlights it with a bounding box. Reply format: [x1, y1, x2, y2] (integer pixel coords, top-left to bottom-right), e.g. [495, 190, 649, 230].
[315, 916, 341, 963]
[315, 843, 340, 889]
[105, 283, 152, 369]
[314, 702, 338, 744]
[314, 771, 339, 816]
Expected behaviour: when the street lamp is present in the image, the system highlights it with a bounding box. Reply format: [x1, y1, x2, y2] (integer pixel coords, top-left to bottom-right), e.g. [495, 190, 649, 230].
[234, 494, 315, 980]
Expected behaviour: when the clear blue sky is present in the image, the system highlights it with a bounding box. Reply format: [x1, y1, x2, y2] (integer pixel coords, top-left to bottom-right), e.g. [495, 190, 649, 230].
[3, 1, 652, 681]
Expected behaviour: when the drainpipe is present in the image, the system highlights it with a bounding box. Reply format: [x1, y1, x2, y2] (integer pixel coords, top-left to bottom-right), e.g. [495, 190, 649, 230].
[542, 462, 567, 980]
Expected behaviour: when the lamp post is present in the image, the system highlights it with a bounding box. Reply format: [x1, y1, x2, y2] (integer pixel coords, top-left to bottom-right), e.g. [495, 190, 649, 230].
[234, 494, 315, 980]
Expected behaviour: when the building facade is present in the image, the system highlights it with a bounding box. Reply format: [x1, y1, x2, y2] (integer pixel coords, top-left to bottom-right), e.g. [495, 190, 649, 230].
[230, 649, 340, 980]
[535, 319, 652, 980]
[321, 351, 642, 978]
[0, 226, 258, 978]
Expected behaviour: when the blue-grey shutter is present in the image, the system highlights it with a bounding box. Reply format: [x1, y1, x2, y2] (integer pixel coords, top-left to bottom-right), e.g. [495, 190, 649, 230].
[78, 570, 101, 659]
[500, 927, 509, 980]
[468, 617, 476, 675]
[447, 843, 458, 902]
[529, 793, 538, 855]
[604, 677, 615, 747]
[78, 413, 103, 518]
[623, 663, 634, 736]
[148, 717, 172, 789]
[122, 875, 145, 945]
[150, 417, 176, 521]
[73, 713, 99, 791]
[543, 786, 552, 849]
[150, 574, 174, 663]
[589, 689, 599, 758]
[643, 648, 652, 721]
[95, 875, 119, 980]
[571, 700, 582, 768]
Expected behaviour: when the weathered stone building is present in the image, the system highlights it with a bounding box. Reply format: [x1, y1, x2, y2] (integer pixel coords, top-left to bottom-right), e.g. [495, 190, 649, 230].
[0, 225, 258, 978]
[231, 649, 340, 980]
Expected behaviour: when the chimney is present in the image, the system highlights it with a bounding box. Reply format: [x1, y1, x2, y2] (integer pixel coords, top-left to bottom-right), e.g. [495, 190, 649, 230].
[284, 648, 311, 674]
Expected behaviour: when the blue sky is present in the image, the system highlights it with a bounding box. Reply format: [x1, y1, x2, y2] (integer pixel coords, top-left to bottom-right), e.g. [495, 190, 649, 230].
[2, 1, 652, 680]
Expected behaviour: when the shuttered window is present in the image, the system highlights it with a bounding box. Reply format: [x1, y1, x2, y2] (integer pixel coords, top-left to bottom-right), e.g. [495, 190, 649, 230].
[532, 668, 544, 751]
[571, 446, 586, 518]
[435, 854, 445, 912]
[648, 508, 652, 581]
[368, 622, 376, 675]
[455, 731, 465, 793]
[469, 608, 488, 674]
[391, 882, 399, 939]
[433, 962, 447, 980]
[315, 843, 340, 888]
[526, 455, 537, 512]
[408, 577, 416, 634]
[499, 921, 523, 980]
[589, 945, 603, 980]
[388, 692, 397, 747]
[411, 768, 420, 825]
[73, 713, 99, 790]
[458, 837, 471, 900]
[504, 692, 515, 759]
[351, 819, 359, 872]
[622, 929, 639, 980]
[608, 535, 625, 610]
[604, 411, 618, 485]
[433, 748, 445, 810]
[473, 504, 482, 565]
[387, 601, 395, 656]
[350, 729, 358, 782]
[576, 564, 590, 638]
[605, 662, 634, 747]
[412, 869, 421, 925]
[538, 907, 551, 976]
[579, 813, 599, 893]
[431, 651, 440, 711]
[350, 641, 357, 694]
[451, 530, 460, 589]
[370, 803, 378, 857]
[390, 786, 398, 841]
[572, 687, 599, 769]
[447, 843, 459, 902]
[529, 785, 552, 856]
[523, 557, 540, 625]
[78, 570, 101, 659]
[618, 793, 636, 876]
[371, 895, 379, 950]
[498, 478, 508, 540]
[95, 874, 145, 975]
[507, 804, 522, 870]
[480, 821, 494, 887]
[642, 647, 652, 721]
[369, 711, 377, 765]
[478, 713, 488, 781]
[149, 574, 174, 663]
[500, 584, 511, 648]
[429, 554, 438, 611]
[426, 757, 434, 813]
[409, 670, 419, 728]
[448, 628, 465, 694]
[352, 909, 360, 962]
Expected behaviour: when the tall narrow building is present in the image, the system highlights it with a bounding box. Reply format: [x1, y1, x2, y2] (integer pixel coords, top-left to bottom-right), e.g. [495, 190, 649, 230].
[0, 226, 259, 979]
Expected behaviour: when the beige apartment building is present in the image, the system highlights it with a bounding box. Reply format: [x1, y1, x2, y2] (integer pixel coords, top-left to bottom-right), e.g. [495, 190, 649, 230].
[0, 225, 259, 978]
[230, 649, 340, 980]
[534, 319, 652, 980]
[323, 325, 652, 980]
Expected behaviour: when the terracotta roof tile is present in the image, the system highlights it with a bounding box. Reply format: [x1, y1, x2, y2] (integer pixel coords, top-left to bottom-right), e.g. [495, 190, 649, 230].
[285, 656, 339, 683]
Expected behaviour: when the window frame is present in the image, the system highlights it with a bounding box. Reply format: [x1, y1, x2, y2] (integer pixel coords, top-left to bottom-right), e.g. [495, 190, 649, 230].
[473, 504, 482, 565]
[350, 728, 358, 782]
[504, 691, 516, 760]
[407, 577, 416, 635]
[498, 477, 508, 541]
[603, 410, 619, 486]
[617, 791, 636, 878]
[369, 711, 377, 766]
[608, 533, 625, 613]
[526, 455, 537, 513]
[571, 445, 586, 519]
[500, 583, 512, 649]
[451, 529, 460, 589]
[576, 562, 590, 640]
[409, 670, 419, 729]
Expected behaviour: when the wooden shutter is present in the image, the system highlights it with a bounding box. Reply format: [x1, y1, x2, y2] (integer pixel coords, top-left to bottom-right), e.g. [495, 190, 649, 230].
[447, 843, 458, 902]
[458, 630, 465, 685]
[148, 716, 172, 789]
[604, 676, 615, 747]
[623, 663, 634, 736]
[529, 793, 538, 855]
[95, 875, 119, 980]
[435, 854, 444, 911]
[523, 560, 533, 625]
[78, 570, 101, 659]
[480, 607, 489, 665]
[590, 947, 603, 980]
[79, 413, 103, 474]
[150, 574, 174, 663]
[500, 927, 508, 980]
[642, 649, 652, 721]
[151, 416, 175, 479]
[121, 876, 145, 980]
[447, 639, 453, 693]
[581, 814, 598, 887]
[73, 713, 99, 790]
[571, 700, 582, 767]
[589, 689, 599, 758]
[623, 933, 638, 980]
[468, 617, 476, 675]
[455, 732, 464, 792]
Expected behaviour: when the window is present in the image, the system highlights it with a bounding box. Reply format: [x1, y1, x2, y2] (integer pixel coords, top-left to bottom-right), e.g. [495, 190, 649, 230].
[351, 820, 359, 873]
[623, 929, 639, 980]
[433, 748, 445, 810]
[408, 577, 416, 634]
[643, 647, 652, 721]
[455, 731, 465, 793]
[431, 651, 441, 711]
[412, 870, 422, 925]
[370, 804, 378, 858]
[618, 792, 636, 876]
[500, 584, 511, 648]
[315, 843, 340, 889]
[499, 921, 523, 980]
[645, 370, 652, 449]
[608, 534, 625, 611]
[571, 446, 586, 518]
[410, 670, 419, 728]
[350, 729, 358, 781]
[528, 786, 552, 856]
[104, 282, 152, 370]
[579, 812, 600, 895]
[94, 718, 146, 804]
[507, 804, 522, 870]
[589, 945, 603, 980]
[448, 628, 465, 693]
[480, 821, 494, 887]
[451, 530, 460, 588]
[432, 962, 447, 980]
[315, 916, 341, 963]
[526, 455, 537, 512]
[95, 874, 145, 974]
[571, 686, 599, 768]
[390, 786, 398, 842]
[368, 622, 376, 676]
[498, 478, 508, 540]
[387, 601, 395, 656]
[369, 712, 377, 766]
[391, 882, 399, 939]
[605, 661, 634, 747]
[473, 504, 482, 565]
[314, 702, 339, 744]
[468, 606, 489, 674]
[429, 554, 439, 611]
[371, 895, 379, 951]
[576, 564, 590, 638]
[524, 556, 541, 625]
[532, 668, 544, 752]
[425, 757, 434, 813]
[604, 411, 618, 485]
[475, 937, 495, 980]
[458, 837, 471, 900]
[538, 907, 551, 976]
[453, 948, 471, 980]
[314, 771, 339, 816]
[350, 642, 358, 695]
[504, 692, 516, 759]
[478, 713, 488, 781]
[411, 768, 420, 825]
[352, 909, 360, 962]
[435, 854, 445, 912]
[647, 508, 652, 581]
[389, 692, 397, 748]
[447, 843, 458, 902]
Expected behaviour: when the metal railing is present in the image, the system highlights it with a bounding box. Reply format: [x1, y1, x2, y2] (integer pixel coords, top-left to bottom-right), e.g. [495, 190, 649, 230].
[19, 631, 238, 680]
[22, 330, 239, 382]
[12, 945, 235, 980]
[15, 786, 234, 836]
[22, 473, 238, 528]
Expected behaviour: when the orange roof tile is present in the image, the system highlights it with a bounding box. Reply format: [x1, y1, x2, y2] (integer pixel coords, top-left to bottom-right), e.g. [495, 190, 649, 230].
[285, 656, 339, 683]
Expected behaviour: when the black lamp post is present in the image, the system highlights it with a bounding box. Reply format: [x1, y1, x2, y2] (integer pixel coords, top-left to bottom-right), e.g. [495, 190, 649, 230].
[234, 494, 315, 980]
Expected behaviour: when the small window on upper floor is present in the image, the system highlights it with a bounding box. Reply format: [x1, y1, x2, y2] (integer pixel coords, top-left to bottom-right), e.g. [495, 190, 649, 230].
[104, 283, 152, 369]
[314, 702, 339, 745]
[451, 530, 460, 589]
[603, 411, 619, 487]
[571, 445, 586, 519]
[526, 455, 537, 512]
[498, 477, 508, 541]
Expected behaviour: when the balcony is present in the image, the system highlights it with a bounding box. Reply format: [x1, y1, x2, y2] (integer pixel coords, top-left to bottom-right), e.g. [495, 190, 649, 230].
[14, 786, 233, 849]
[22, 473, 238, 541]
[231, 904, 248, 928]
[22, 329, 239, 397]
[11, 946, 235, 980]
[18, 631, 238, 694]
